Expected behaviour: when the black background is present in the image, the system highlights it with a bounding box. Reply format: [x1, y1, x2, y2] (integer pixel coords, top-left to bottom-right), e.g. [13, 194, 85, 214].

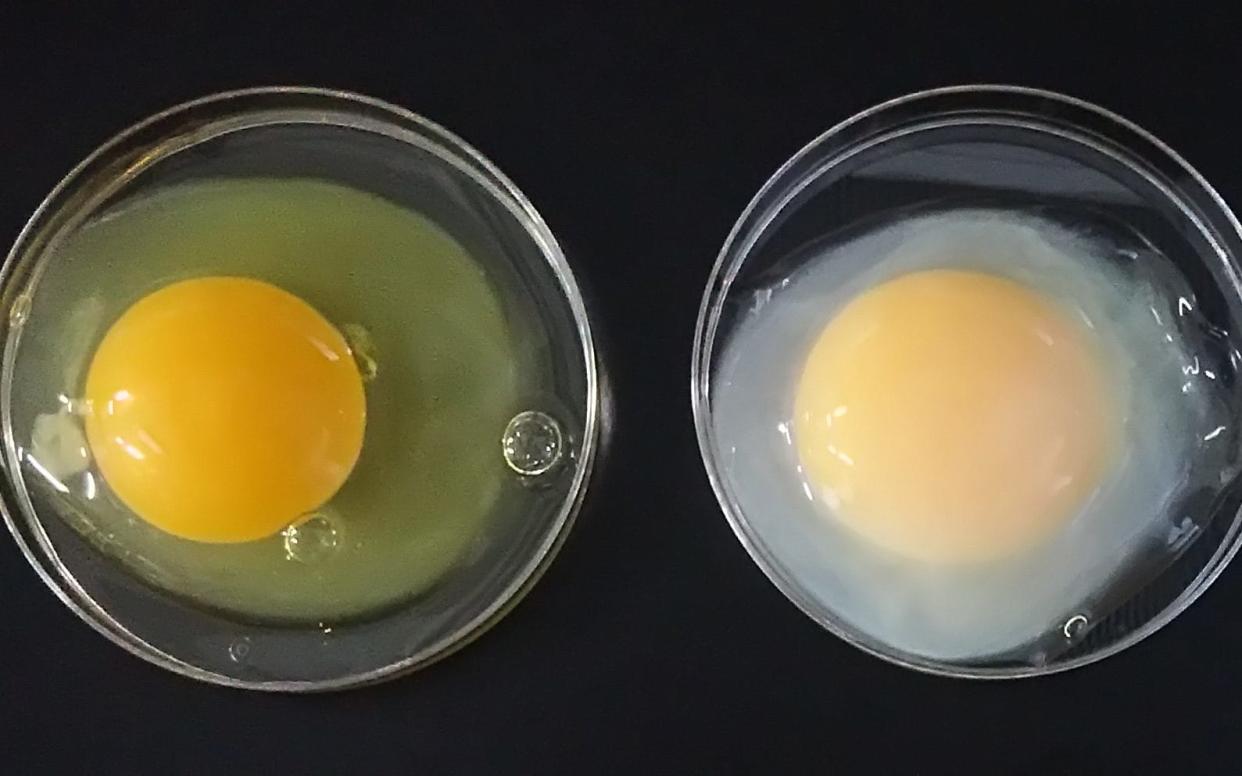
[3, 5, 1240, 773]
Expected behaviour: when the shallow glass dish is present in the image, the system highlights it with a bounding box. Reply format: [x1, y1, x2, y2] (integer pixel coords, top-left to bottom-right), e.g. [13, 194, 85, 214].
[0, 87, 602, 690]
[693, 85, 1242, 678]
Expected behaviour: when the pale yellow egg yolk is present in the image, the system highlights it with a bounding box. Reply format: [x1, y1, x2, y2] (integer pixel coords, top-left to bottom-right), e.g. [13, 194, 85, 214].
[793, 269, 1119, 563]
[84, 277, 366, 543]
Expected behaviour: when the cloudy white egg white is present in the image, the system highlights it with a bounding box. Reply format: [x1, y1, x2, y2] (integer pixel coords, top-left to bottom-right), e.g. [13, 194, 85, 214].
[710, 210, 1235, 662]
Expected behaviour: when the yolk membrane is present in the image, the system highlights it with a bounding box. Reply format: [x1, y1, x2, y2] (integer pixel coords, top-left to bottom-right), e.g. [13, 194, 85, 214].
[793, 269, 1120, 563]
[84, 277, 366, 543]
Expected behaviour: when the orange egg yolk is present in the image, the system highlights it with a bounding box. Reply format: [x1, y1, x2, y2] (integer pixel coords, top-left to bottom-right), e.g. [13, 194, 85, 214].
[84, 277, 366, 543]
[793, 269, 1120, 563]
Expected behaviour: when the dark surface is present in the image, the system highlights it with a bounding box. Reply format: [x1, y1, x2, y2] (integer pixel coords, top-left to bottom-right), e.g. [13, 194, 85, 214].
[2, 5, 1240, 774]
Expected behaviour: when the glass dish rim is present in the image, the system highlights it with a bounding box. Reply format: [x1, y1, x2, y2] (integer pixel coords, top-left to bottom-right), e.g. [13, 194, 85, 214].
[690, 83, 1242, 679]
[0, 85, 602, 692]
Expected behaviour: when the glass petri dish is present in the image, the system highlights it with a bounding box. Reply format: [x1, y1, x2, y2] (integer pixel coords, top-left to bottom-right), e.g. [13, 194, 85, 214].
[693, 85, 1242, 678]
[0, 87, 602, 690]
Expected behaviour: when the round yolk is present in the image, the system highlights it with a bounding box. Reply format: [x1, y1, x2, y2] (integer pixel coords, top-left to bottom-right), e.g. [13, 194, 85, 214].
[793, 269, 1120, 564]
[84, 277, 366, 543]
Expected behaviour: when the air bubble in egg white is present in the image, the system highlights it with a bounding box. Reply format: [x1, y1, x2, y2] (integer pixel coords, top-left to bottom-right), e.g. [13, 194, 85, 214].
[502, 410, 564, 477]
[228, 637, 252, 663]
[282, 513, 342, 564]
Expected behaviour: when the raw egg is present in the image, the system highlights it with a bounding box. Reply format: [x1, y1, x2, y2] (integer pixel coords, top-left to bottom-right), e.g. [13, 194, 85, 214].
[83, 276, 366, 543]
[17, 178, 523, 624]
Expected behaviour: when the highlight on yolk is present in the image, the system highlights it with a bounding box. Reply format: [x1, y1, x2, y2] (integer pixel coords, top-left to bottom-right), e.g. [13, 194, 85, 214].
[793, 269, 1120, 563]
[84, 277, 367, 543]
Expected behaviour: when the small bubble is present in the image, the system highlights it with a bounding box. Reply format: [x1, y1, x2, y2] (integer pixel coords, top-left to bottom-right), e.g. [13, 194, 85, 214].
[9, 293, 31, 326]
[228, 638, 251, 663]
[1063, 614, 1089, 640]
[282, 513, 341, 563]
[502, 410, 564, 476]
[341, 323, 378, 383]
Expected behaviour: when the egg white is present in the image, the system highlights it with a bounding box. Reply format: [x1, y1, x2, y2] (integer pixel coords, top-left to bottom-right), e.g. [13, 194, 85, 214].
[710, 210, 1231, 662]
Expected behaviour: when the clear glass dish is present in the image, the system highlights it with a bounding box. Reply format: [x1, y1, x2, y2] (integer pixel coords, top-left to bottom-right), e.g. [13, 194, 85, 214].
[692, 85, 1242, 678]
[0, 87, 603, 691]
